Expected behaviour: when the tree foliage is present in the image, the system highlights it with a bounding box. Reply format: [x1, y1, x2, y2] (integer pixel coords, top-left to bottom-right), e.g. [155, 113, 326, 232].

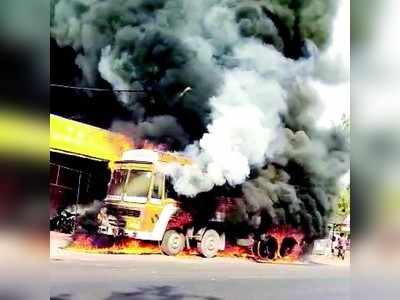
[336, 186, 350, 220]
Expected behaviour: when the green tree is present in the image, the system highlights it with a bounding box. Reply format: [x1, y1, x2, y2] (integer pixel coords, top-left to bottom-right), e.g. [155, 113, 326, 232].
[336, 186, 350, 219]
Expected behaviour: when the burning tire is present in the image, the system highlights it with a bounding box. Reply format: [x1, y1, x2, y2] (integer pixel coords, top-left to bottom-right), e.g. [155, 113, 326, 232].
[197, 229, 220, 258]
[279, 236, 298, 258]
[160, 230, 185, 256]
[254, 235, 278, 260]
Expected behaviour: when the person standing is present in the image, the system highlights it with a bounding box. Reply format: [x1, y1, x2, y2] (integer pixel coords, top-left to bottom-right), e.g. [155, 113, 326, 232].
[337, 233, 347, 260]
[331, 233, 337, 255]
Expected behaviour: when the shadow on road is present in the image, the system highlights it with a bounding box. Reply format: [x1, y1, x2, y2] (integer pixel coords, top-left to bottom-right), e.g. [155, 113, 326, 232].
[51, 294, 71, 300]
[105, 286, 221, 300]
[51, 286, 221, 300]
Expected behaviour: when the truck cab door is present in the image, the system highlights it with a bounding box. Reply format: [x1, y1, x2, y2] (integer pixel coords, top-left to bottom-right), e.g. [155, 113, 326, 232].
[142, 173, 165, 232]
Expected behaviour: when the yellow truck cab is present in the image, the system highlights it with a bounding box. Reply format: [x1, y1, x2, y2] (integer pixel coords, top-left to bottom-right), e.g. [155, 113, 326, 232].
[98, 149, 225, 257]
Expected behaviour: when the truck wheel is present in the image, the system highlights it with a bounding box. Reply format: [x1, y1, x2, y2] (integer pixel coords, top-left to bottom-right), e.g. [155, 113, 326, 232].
[254, 236, 278, 260]
[161, 230, 185, 256]
[197, 229, 220, 258]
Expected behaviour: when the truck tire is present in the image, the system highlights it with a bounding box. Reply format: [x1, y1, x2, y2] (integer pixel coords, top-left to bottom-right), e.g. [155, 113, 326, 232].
[161, 230, 185, 256]
[197, 229, 220, 258]
[254, 236, 278, 260]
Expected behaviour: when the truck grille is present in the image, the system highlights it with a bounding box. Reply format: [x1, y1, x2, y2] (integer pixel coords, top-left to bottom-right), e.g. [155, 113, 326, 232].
[108, 218, 126, 227]
[107, 205, 141, 218]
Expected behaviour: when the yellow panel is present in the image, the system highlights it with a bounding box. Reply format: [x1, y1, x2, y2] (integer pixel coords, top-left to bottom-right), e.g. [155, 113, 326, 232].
[159, 152, 192, 165]
[125, 216, 143, 231]
[142, 203, 164, 232]
[50, 114, 134, 162]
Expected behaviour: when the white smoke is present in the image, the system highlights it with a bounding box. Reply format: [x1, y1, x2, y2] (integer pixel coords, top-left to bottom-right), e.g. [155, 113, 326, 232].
[98, 46, 132, 105]
[64, 200, 103, 216]
[166, 46, 316, 196]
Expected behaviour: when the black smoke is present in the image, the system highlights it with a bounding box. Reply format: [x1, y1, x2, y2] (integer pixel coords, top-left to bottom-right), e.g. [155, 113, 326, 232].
[51, 0, 348, 240]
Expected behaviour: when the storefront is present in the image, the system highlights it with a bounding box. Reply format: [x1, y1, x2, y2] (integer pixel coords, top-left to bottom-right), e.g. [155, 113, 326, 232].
[49, 114, 133, 219]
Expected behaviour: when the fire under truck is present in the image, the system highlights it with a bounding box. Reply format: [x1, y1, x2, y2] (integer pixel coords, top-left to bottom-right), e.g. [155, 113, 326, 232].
[97, 149, 230, 258]
[97, 149, 303, 259]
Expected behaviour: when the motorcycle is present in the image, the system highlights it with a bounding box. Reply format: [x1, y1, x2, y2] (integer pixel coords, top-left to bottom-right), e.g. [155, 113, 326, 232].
[50, 209, 78, 233]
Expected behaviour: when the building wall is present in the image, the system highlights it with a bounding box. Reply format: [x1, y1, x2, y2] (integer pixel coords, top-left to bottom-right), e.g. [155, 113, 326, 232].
[49, 151, 110, 217]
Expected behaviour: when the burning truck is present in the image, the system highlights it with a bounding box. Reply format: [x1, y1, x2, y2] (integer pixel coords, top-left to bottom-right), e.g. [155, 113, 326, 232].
[51, 0, 350, 262]
[96, 148, 304, 260]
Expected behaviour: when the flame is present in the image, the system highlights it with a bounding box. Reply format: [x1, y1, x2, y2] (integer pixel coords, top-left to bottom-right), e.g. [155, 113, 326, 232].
[68, 234, 251, 259]
[218, 245, 250, 258]
[260, 226, 305, 263]
[139, 139, 169, 151]
[69, 234, 160, 255]
[177, 244, 250, 259]
[68, 227, 305, 263]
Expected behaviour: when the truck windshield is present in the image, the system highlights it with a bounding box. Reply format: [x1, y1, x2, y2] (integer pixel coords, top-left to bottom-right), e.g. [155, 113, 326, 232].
[125, 170, 151, 199]
[108, 169, 128, 196]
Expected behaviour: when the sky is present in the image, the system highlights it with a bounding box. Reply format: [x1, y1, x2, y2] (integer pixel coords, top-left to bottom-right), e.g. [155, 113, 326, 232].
[316, 0, 350, 128]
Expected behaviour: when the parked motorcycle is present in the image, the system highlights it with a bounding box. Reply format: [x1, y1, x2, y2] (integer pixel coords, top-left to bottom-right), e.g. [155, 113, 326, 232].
[50, 209, 78, 233]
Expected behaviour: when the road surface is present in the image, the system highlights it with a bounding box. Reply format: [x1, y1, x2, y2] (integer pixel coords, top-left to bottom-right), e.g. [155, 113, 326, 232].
[50, 252, 349, 300]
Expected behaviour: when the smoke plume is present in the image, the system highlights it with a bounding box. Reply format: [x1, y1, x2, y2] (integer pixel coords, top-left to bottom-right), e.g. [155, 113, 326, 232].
[51, 0, 348, 239]
[111, 115, 189, 150]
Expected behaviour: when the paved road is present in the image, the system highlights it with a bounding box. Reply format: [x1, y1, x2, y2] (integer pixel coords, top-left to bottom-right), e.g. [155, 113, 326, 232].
[50, 252, 349, 300]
